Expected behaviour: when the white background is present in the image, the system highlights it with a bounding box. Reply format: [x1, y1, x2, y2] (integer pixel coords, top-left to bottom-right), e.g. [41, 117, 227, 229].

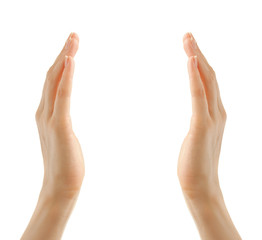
[0, 0, 261, 239]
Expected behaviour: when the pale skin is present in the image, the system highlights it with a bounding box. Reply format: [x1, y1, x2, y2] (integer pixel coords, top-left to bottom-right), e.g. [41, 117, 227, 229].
[21, 33, 85, 240]
[21, 32, 241, 239]
[177, 32, 241, 239]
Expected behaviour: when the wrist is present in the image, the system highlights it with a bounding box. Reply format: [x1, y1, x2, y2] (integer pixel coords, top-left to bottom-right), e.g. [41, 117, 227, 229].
[180, 176, 221, 202]
[39, 184, 81, 205]
[182, 184, 241, 240]
[183, 185, 224, 218]
[41, 176, 83, 201]
[21, 186, 80, 240]
[36, 186, 80, 224]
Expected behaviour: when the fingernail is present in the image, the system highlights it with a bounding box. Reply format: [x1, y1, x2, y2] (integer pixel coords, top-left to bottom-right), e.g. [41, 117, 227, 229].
[193, 56, 198, 67]
[65, 33, 72, 50]
[65, 56, 69, 67]
[189, 32, 197, 50]
[189, 32, 193, 41]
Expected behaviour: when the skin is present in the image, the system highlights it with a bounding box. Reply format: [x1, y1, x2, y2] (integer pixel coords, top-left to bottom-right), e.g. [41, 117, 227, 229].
[21, 32, 241, 239]
[21, 32, 85, 240]
[177, 32, 242, 239]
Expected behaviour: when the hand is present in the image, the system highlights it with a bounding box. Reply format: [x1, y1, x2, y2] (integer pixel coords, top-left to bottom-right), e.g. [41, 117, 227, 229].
[177, 33, 241, 240]
[21, 33, 85, 240]
[177, 32, 226, 200]
[35, 32, 85, 199]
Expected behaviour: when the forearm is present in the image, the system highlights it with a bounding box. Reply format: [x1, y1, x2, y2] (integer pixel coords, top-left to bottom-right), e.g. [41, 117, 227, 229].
[183, 186, 241, 240]
[21, 187, 80, 240]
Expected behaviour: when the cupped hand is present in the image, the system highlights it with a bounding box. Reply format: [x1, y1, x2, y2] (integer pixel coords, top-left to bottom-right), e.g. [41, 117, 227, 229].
[35, 33, 85, 199]
[177, 33, 227, 199]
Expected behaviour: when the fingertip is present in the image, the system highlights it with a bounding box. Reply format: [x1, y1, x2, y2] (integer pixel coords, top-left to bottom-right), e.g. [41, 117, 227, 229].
[63, 33, 79, 57]
[70, 32, 79, 42]
[183, 39, 194, 57]
[68, 55, 73, 60]
[183, 32, 192, 42]
[65, 55, 69, 67]
[193, 55, 198, 68]
[69, 56, 75, 67]
[64, 55, 75, 68]
[189, 55, 195, 62]
[69, 37, 79, 56]
[187, 56, 192, 68]
[188, 55, 197, 68]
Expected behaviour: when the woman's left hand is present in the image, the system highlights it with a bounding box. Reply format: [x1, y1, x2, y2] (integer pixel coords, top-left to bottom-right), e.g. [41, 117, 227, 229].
[35, 32, 85, 199]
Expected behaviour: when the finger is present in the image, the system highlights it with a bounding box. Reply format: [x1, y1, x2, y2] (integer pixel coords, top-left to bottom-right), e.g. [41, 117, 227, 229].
[53, 32, 79, 68]
[41, 33, 78, 103]
[53, 56, 75, 118]
[183, 32, 210, 68]
[187, 56, 209, 117]
[183, 32, 219, 118]
[43, 33, 79, 117]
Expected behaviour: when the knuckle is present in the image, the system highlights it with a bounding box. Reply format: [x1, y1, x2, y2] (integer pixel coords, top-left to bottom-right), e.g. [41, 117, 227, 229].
[212, 108, 227, 127]
[35, 109, 50, 126]
[221, 108, 227, 121]
[35, 109, 41, 122]
[218, 103, 227, 121]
